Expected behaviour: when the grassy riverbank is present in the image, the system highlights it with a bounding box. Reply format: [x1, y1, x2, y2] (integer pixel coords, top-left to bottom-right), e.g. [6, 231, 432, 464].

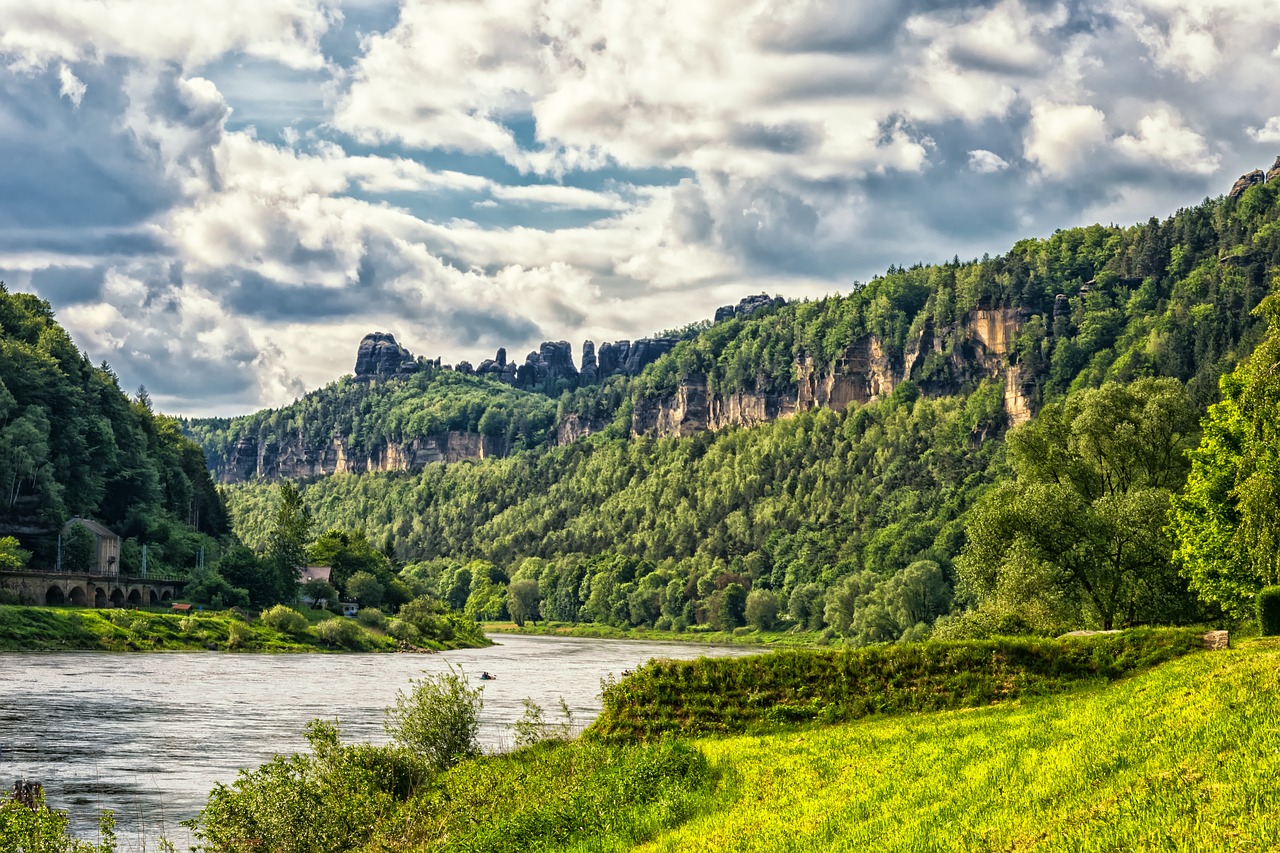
[0, 605, 481, 652]
[588, 628, 1206, 739]
[482, 620, 827, 647]
[633, 636, 1280, 852]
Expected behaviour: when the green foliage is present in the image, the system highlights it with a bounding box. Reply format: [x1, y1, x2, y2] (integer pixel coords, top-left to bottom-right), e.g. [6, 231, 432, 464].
[345, 570, 384, 608]
[0, 287, 228, 565]
[314, 616, 361, 648]
[0, 788, 116, 853]
[265, 481, 312, 604]
[385, 667, 483, 772]
[1172, 295, 1280, 619]
[259, 604, 309, 635]
[957, 379, 1199, 630]
[588, 629, 1203, 740]
[744, 588, 780, 630]
[1258, 586, 1280, 636]
[191, 719, 428, 853]
[395, 595, 489, 649]
[356, 607, 387, 629]
[506, 577, 540, 626]
[644, 638, 1280, 852]
[369, 738, 713, 853]
[0, 535, 30, 569]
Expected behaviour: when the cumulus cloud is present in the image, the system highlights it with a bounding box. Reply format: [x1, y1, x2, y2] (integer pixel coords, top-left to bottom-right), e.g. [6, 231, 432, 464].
[1024, 103, 1108, 177]
[968, 149, 1010, 174]
[6, 0, 1280, 416]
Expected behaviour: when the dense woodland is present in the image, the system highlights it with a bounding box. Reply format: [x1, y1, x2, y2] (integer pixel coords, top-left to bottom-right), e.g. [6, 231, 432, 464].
[210, 176, 1280, 642]
[0, 287, 228, 574]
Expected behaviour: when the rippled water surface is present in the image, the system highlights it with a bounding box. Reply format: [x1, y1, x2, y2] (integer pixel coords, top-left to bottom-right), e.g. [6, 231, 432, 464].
[0, 634, 761, 851]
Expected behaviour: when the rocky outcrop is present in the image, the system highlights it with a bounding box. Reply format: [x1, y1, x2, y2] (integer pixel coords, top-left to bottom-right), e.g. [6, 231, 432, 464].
[1268, 157, 1280, 184]
[215, 430, 505, 483]
[515, 341, 578, 389]
[714, 294, 785, 323]
[632, 307, 1035, 438]
[579, 341, 598, 384]
[1230, 169, 1265, 199]
[355, 333, 417, 378]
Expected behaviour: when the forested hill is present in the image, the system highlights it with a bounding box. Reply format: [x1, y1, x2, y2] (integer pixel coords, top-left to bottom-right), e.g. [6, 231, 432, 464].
[0, 286, 229, 572]
[213, 162, 1280, 644]
[194, 164, 1277, 485]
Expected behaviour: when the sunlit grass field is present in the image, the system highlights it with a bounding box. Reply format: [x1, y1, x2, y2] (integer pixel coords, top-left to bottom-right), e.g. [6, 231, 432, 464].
[626, 638, 1280, 853]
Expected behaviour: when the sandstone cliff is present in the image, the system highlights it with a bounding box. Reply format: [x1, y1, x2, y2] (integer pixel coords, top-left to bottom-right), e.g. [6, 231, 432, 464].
[630, 307, 1034, 439]
[216, 430, 506, 483]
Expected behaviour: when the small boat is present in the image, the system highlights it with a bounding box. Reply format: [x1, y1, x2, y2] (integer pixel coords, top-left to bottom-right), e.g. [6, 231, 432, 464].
[479, 671, 496, 681]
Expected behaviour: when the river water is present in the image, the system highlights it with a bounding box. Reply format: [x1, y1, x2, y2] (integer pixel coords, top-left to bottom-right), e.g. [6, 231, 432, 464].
[0, 634, 761, 851]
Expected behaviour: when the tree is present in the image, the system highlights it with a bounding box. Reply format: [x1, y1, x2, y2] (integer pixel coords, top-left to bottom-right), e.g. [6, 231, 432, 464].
[346, 571, 385, 609]
[1171, 296, 1280, 618]
[267, 481, 312, 604]
[718, 583, 748, 629]
[302, 578, 339, 609]
[744, 588, 780, 631]
[958, 379, 1199, 630]
[0, 536, 30, 570]
[384, 667, 482, 771]
[506, 578, 540, 627]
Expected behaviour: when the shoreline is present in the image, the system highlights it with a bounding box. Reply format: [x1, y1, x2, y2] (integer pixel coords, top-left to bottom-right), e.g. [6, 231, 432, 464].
[481, 620, 827, 648]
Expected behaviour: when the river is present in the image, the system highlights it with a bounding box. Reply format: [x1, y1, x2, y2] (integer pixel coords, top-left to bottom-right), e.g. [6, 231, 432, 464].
[0, 634, 762, 851]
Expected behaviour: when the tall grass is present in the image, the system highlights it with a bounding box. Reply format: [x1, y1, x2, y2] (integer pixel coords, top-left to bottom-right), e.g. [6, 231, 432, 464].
[589, 629, 1205, 739]
[628, 638, 1280, 852]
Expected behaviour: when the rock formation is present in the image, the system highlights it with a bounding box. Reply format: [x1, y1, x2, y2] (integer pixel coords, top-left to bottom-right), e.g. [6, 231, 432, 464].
[714, 294, 786, 323]
[1229, 169, 1265, 199]
[1268, 157, 1280, 184]
[354, 333, 417, 378]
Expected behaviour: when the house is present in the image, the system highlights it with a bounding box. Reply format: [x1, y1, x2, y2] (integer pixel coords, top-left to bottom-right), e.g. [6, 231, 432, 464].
[298, 566, 335, 607]
[339, 601, 359, 618]
[61, 518, 120, 577]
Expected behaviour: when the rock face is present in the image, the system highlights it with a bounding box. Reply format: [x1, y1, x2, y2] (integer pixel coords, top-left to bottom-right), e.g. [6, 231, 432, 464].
[1268, 157, 1280, 184]
[1230, 170, 1266, 199]
[579, 341, 598, 384]
[631, 307, 1034, 439]
[714, 294, 786, 323]
[355, 333, 417, 378]
[216, 430, 506, 483]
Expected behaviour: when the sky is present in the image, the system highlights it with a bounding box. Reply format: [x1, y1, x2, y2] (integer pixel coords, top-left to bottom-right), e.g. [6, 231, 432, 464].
[3, 0, 1280, 417]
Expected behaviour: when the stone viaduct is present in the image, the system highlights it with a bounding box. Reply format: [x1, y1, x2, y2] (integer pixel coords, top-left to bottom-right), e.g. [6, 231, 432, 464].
[0, 569, 185, 608]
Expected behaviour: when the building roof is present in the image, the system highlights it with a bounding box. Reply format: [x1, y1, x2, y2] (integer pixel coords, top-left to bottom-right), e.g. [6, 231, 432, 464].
[299, 566, 332, 584]
[171, 603, 193, 611]
[62, 517, 118, 541]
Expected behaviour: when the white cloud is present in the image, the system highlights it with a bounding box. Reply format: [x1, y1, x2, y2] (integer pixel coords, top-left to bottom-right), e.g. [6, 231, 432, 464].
[0, 0, 339, 70]
[968, 149, 1010, 174]
[57, 63, 85, 106]
[1248, 117, 1280, 143]
[1024, 103, 1108, 178]
[1115, 106, 1219, 175]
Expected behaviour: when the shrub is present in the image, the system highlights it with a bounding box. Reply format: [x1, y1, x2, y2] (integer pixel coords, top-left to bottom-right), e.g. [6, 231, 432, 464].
[226, 621, 251, 650]
[1258, 586, 1280, 636]
[387, 619, 421, 644]
[260, 605, 309, 635]
[356, 608, 388, 630]
[745, 589, 780, 631]
[315, 617, 361, 648]
[385, 668, 482, 771]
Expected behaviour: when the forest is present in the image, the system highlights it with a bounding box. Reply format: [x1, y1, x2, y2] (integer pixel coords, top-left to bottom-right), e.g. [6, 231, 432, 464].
[209, 176, 1280, 643]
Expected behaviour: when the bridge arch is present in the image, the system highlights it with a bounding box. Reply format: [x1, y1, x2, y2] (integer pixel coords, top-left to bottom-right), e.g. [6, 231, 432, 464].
[109, 588, 125, 608]
[46, 586, 65, 605]
[149, 590, 159, 605]
[94, 587, 108, 608]
[126, 589, 142, 606]
[68, 586, 86, 606]
[160, 589, 173, 602]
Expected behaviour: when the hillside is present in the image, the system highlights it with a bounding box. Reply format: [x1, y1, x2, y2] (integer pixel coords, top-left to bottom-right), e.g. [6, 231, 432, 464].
[0, 286, 228, 574]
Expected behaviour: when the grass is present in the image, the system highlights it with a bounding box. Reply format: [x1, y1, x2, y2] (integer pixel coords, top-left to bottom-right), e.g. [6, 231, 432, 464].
[626, 637, 1280, 852]
[0, 605, 420, 652]
[588, 628, 1205, 740]
[482, 621, 827, 647]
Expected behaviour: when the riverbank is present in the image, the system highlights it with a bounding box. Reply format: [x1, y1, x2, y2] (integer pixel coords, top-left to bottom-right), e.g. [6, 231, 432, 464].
[0, 604, 485, 653]
[482, 620, 827, 647]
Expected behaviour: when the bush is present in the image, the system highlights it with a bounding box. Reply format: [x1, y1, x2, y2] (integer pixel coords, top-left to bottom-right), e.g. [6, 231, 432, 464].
[357, 608, 388, 630]
[315, 617, 361, 648]
[260, 605, 309, 635]
[387, 619, 421, 644]
[226, 621, 251, 650]
[1258, 586, 1280, 636]
[385, 668, 482, 771]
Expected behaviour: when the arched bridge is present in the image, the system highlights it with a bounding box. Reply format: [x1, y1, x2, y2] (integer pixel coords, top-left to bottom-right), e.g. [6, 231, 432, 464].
[0, 570, 186, 608]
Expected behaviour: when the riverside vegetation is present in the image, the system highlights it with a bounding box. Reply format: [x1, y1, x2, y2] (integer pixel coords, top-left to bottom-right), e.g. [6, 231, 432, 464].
[6, 629, 1269, 852]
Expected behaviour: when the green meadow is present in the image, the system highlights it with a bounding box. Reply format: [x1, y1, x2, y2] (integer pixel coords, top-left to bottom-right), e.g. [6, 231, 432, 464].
[629, 638, 1280, 853]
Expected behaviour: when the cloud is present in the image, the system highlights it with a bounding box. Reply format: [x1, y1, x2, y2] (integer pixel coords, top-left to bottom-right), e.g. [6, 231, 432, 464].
[1115, 106, 1219, 175]
[57, 63, 84, 106]
[968, 149, 1010, 173]
[1248, 117, 1280, 143]
[1024, 103, 1108, 177]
